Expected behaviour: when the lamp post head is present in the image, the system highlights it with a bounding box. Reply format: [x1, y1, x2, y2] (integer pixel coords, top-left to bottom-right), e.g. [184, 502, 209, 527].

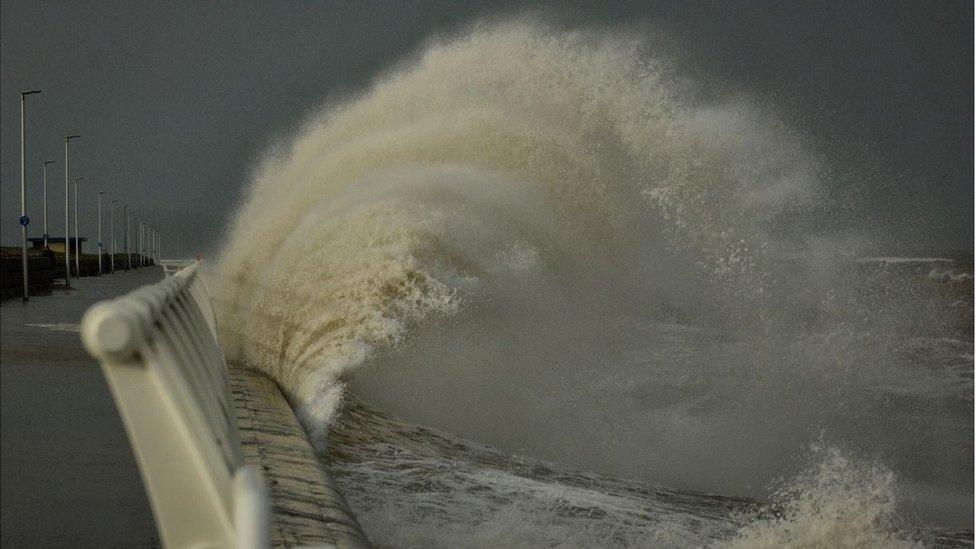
[21, 90, 42, 96]
[75, 177, 85, 183]
[43, 160, 56, 166]
[66, 134, 81, 141]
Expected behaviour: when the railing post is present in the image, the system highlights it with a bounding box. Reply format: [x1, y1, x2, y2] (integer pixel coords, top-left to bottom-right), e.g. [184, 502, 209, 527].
[234, 466, 270, 549]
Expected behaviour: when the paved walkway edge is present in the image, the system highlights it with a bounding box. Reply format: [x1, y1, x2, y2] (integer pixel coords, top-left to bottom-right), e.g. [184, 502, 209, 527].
[229, 368, 370, 549]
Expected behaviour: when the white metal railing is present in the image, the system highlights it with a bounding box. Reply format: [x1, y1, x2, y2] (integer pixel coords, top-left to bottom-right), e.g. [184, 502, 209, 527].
[81, 262, 270, 549]
[160, 258, 197, 277]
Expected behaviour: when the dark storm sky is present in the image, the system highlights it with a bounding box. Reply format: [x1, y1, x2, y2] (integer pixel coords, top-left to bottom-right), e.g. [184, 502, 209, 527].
[1, 1, 972, 256]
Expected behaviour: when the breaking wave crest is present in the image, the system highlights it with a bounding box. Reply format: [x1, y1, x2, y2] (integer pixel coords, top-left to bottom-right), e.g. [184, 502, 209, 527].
[213, 18, 822, 429]
[727, 446, 920, 549]
[211, 18, 972, 545]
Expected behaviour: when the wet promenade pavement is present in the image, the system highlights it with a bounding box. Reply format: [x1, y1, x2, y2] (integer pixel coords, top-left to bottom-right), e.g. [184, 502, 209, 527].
[1, 268, 162, 547]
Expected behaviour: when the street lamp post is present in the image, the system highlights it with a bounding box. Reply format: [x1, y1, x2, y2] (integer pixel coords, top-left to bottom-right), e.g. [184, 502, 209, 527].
[133, 215, 139, 268]
[20, 90, 41, 302]
[74, 177, 84, 276]
[97, 191, 104, 275]
[42, 160, 55, 249]
[110, 200, 118, 272]
[138, 220, 143, 267]
[124, 207, 131, 270]
[64, 135, 80, 287]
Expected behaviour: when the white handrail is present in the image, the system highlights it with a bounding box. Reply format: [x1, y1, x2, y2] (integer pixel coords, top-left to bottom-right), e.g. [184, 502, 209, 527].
[160, 258, 197, 277]
[81, 262, 270, 548]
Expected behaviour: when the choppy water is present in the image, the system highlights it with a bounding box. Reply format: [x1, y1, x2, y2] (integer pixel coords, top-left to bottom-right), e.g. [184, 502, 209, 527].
[324, 392, 972, 548]
[210, 19, 974, 547]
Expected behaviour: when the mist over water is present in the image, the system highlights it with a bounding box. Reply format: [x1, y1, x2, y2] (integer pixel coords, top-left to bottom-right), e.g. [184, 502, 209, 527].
[213, 20, 973, 545]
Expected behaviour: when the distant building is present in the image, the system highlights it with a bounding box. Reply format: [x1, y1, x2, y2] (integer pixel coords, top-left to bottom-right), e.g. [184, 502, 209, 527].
[27, 237, 87, 254]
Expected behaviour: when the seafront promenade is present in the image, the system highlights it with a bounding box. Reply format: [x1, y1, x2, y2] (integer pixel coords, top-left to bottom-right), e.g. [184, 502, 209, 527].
[0, 269, 160, 547]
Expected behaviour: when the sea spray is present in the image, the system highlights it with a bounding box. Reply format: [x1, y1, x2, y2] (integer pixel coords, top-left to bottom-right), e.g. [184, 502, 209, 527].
[726, 446, 919, 549]
[211, 18, 973, 538]
[213, 18, 819, 429]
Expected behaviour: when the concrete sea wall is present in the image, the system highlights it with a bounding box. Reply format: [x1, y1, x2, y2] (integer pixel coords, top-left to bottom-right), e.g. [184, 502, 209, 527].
[230, 367, 370, 548]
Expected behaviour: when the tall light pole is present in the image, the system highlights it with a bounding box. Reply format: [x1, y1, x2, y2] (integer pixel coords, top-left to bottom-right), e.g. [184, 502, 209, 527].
[133, 215, 139, 268]
[64, 135, 80, 287]
[110, 200, 118, 272]
[20, 90, 41, 302]
[74, 177, 84, 276]
[97, 191, 104, 275]
[140, 220, 145, 266]
[124, 206, 131, 270]
[42, 160, 55, 249]
[138, 219, 143, 267]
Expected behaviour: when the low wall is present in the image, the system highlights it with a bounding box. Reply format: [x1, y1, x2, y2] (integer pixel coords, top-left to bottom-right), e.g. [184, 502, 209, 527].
[0, 257, 55, 300]
[74, 254, 155, 277]
[0, 255, 157, 301]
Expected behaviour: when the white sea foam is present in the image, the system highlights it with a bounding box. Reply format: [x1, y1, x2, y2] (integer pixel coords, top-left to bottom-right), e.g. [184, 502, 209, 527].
[857, 257, 955, 264]
[927, 268, 973, 283]
[328, 399, 947, 548]
[726, 447, 920, 549]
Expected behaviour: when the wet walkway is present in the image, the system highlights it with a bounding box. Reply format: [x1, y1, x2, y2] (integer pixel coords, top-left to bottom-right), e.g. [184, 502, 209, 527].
[1, 268, 162, 547]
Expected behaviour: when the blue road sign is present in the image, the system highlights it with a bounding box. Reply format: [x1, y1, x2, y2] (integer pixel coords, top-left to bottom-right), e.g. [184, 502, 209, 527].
[19, 216, 29, 227]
